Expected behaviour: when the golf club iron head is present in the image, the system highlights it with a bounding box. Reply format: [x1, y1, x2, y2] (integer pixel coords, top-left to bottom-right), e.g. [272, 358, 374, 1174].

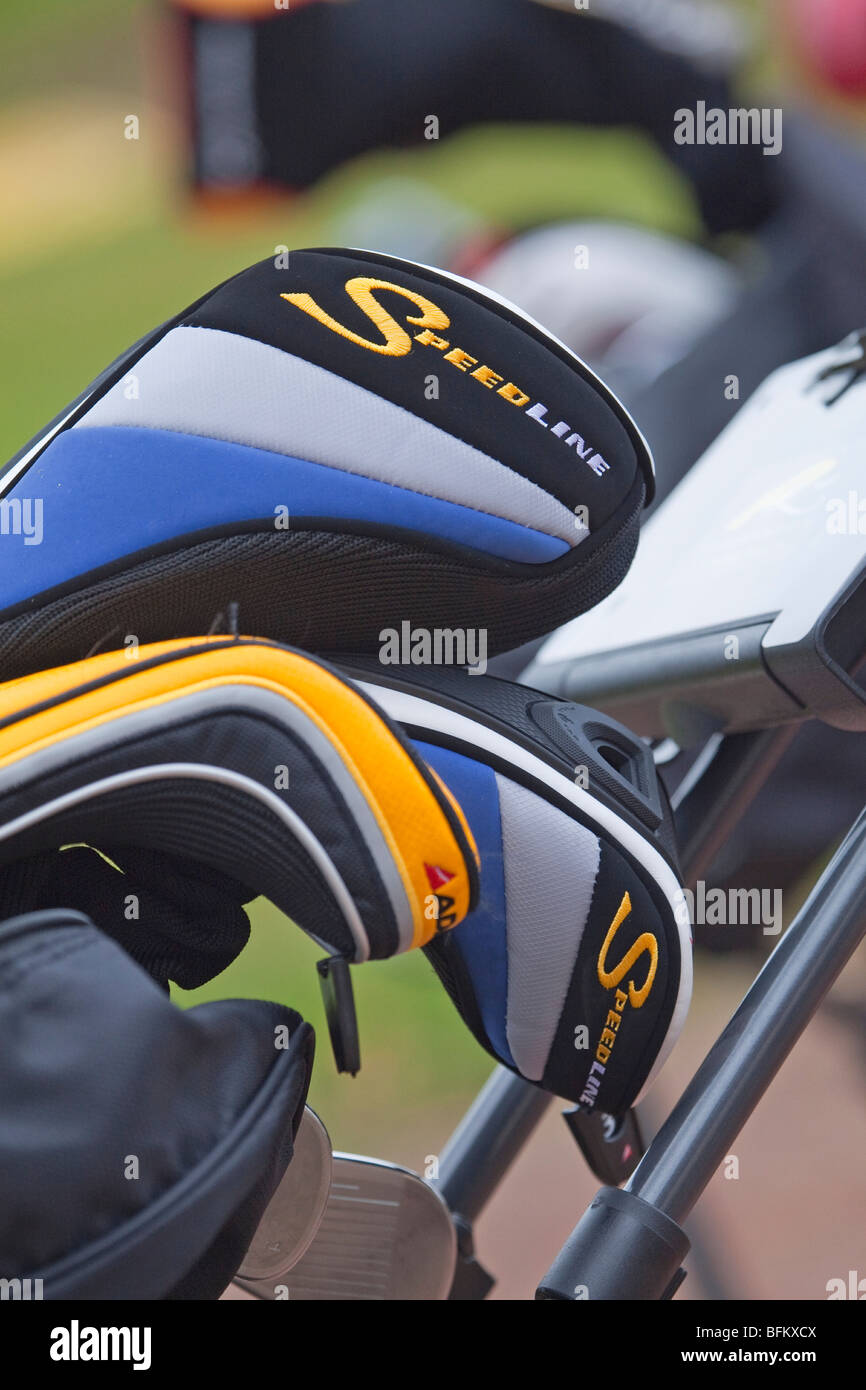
[235, 1150, 457, 1301]
[234, 1107, 333, 1296]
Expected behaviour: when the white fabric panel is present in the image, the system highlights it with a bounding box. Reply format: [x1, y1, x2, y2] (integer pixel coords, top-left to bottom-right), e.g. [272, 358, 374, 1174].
[77, 326, 584, 548]
[497, 773, 600, 1080]
[360, 681, 692, 1092]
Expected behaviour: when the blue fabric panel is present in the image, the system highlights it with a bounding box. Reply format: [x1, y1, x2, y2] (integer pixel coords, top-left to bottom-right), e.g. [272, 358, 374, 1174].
[415, 740, 514, 1068]
[0, 426, 568, 607]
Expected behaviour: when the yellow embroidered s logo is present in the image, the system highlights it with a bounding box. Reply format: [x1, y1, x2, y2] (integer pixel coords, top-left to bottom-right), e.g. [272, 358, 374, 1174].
[280, 276, 451, 357]
[597, 891, 658, 1009]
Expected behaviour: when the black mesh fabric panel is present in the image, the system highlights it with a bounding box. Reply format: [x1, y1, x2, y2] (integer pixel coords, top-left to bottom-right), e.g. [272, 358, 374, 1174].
[0, 780, 357, 962]
[0, 846, 252, 991]
[0, 479, 642, 681]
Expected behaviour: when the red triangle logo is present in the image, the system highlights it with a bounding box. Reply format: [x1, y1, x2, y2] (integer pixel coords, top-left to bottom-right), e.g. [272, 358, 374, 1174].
[424, 863, 454, 891]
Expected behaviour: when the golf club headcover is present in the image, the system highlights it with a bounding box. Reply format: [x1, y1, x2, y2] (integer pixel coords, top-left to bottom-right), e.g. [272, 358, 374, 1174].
[0, 248, 653, 679]
[169, 0, 776, 236]
[0, 637, 478, 981]
[0, 908, 314, 1300]
[346, 661, 691, 1114]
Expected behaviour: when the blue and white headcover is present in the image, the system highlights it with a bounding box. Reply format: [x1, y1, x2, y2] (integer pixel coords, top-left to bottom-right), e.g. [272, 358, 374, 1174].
[0, 248, 652, 679]
[347, 661, 691, 1115]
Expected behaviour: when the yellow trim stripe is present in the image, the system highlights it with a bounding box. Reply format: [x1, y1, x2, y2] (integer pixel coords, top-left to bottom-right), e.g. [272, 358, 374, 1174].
[0, 638, 477, 947]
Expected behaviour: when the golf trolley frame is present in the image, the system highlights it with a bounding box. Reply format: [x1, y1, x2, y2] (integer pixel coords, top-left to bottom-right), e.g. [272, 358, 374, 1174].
[433, 723, 866, 1299]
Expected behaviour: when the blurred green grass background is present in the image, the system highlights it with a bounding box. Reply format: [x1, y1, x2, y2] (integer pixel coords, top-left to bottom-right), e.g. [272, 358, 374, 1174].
[0, 1, 703, 461]
[0, 0, 737, 1157]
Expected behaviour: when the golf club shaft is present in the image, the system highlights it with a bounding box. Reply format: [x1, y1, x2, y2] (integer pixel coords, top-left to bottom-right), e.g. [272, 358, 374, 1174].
[436, 1066, 553, 1223]
[672, 725, 798, 886]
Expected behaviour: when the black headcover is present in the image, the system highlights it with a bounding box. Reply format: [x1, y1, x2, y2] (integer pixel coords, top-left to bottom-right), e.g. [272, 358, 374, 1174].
[0, 909, 314, 1300]
[0, 248, 652, 677]
[172, 0, 777, 238]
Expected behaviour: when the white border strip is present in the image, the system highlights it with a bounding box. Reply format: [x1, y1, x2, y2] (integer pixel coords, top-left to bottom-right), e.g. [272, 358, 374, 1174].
[0, 405, 82, 497]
